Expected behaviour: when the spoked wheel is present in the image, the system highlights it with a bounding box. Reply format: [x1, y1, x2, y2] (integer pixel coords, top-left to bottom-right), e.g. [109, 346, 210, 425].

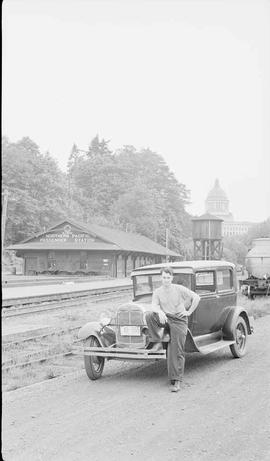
[84, 336, 105, 380]
[230, 317, 248, 358]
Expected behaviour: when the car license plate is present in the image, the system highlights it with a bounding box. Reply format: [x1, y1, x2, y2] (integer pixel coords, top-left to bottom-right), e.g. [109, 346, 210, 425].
[120, 326, 141, 336]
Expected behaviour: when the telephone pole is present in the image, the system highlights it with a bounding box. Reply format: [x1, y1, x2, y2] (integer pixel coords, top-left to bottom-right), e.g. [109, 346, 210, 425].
[2, 189, 9, 258]
[165, 228, 169, 262]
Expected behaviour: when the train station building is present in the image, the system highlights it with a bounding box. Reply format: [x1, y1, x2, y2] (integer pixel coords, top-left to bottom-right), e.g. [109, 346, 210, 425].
[7, 219, 181, 277]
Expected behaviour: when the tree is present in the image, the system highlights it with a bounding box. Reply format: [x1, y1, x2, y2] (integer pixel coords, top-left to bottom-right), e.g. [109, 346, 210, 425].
[2, 137, 69, 243]
[111, 147, 191, 250]
[222, 247, 238, 265]
[87, 135, 112, 159]
[68, 136, 119, 218]
[67, 139, 192, 251]
[244, 218, 270, 246]
[111, 183, 162, 238]
[222, 237, 248, 265]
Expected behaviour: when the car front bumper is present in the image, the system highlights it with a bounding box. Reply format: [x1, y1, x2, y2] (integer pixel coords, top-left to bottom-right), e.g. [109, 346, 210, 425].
[73, 344, 166, 360]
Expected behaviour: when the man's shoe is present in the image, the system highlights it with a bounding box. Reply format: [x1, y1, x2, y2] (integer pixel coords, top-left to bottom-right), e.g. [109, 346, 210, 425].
[170, 380, 180, 392]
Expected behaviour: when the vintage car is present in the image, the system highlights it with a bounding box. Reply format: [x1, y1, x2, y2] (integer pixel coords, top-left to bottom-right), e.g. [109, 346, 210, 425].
[75, 261, 254, 380]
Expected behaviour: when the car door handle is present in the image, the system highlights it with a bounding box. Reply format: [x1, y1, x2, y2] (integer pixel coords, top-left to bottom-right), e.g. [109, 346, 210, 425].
[215, 295, 220, 298]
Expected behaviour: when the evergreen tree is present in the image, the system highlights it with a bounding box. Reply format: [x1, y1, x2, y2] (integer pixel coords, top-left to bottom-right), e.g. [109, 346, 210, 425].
[2, 134, 192, 254]
[2, 137, 69, 243]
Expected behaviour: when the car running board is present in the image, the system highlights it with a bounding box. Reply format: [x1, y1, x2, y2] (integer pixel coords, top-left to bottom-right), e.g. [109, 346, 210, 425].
[198, 339, 235, 355]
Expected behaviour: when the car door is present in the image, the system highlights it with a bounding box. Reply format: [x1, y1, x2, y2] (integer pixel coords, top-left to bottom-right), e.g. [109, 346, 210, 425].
[191, 270, 218, 335]
[215, 268, 236, 328]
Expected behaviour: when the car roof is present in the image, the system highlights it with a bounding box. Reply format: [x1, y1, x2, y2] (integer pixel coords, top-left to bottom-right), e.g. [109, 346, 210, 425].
[131, 260, 235, 275]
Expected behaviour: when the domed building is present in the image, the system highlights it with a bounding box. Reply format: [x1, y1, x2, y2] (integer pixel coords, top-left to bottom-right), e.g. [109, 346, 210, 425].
[205, 179, 233, 221]
[205, 179, 254, 236]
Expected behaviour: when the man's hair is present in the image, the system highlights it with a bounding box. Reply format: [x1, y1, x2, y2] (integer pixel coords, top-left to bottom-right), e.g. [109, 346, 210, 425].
[160, 266, 174, 276]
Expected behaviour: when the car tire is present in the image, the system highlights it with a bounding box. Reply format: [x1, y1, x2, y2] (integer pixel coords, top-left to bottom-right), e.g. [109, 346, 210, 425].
[230, 317, 248, 358]
[84, 336, 105, 380]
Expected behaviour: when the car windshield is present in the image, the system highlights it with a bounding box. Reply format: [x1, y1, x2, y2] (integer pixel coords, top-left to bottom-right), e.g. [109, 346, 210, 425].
[133, 273, 192, 297]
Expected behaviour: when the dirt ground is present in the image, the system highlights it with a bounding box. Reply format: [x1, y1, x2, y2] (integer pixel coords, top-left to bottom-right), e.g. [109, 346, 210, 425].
[2, 315, 270, 461]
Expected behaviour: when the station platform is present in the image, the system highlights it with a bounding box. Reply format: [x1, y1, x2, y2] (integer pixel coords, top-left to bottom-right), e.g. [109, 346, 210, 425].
[2, 274, 111, 287]
[2, 277, 132, 302]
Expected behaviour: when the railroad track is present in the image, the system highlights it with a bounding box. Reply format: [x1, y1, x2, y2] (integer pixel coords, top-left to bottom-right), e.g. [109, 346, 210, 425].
[2, 325, 82, 348]
[2, 325, 83, 378]
[2, 287, 132, 317]
[2, 286, 132, 390]
[2, 283, 132, 308]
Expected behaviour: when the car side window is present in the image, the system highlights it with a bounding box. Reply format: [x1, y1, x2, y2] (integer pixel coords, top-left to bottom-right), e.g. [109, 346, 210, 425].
[216, 269, 233, 291]
[195, 271, 215, 293]
[134, 275, 151, 295]
[173, 274, 192, 289]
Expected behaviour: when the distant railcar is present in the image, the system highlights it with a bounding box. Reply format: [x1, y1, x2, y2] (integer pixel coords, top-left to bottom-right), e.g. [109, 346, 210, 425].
[240, 238, 270, 299]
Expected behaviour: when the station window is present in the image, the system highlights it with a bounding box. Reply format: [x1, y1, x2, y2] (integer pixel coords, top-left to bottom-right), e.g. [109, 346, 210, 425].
[80, 251, 88, 270]
[217, 269, 233, 291]
[48, 251, 56, 269]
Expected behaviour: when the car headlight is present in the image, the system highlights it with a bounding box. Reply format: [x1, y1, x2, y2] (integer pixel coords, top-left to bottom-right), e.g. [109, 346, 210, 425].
[99, 312, 111, 327]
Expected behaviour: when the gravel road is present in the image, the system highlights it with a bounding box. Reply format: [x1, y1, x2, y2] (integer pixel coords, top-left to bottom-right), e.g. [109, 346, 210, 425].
[2, 316, 270, 461]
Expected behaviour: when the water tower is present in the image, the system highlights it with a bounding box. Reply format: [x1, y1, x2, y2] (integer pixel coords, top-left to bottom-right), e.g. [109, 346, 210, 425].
[192, 213, 223, 260]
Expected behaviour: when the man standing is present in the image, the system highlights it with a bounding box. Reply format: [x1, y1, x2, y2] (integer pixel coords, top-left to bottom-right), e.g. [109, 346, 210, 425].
[145, 266, 200, 392]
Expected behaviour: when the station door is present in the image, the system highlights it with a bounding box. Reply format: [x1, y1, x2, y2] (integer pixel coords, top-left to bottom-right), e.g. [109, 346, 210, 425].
[25, 257, 37, 275]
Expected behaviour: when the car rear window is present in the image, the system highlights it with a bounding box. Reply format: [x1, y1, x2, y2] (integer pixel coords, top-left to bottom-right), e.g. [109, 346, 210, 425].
[195, 271, 215, 293]
[217, 269, 233, 291]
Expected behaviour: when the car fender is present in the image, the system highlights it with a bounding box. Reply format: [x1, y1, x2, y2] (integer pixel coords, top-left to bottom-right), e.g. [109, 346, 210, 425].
[222, 306, 254, 340]
[185, 329, 201, 353]
[78, 321, 103, 341]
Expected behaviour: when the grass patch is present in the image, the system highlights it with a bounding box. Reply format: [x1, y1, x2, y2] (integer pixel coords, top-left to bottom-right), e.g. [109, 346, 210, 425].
[2, 296, 131, 392]
[237, 294, 270, 319]
[45, 368, 57, 379]
[2, 330, 79, 392]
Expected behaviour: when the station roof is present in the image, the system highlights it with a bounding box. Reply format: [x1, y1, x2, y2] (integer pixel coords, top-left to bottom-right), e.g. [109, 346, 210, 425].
[7, 218, 181, 257]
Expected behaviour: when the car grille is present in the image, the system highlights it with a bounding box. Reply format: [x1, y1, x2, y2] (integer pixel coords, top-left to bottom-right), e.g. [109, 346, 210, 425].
[115, 305, 146, 348]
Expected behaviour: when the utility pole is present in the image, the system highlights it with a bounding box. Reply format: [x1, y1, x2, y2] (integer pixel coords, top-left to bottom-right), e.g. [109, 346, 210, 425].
[67, 174, 71, 216]
[165, 228, 169, 262]
[2, 189, 9, 258]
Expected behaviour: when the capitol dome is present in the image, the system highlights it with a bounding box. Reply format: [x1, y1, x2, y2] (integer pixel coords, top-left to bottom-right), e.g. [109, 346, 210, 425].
[205, 179, 233, 221]
[206, 179, 228, 201]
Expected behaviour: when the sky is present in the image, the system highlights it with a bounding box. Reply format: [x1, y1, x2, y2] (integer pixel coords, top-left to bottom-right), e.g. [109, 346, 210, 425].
[2, 0, 270, 223]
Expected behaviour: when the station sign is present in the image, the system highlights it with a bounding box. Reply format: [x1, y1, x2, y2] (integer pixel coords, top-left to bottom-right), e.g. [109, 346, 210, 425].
[38, 224, 96, 243]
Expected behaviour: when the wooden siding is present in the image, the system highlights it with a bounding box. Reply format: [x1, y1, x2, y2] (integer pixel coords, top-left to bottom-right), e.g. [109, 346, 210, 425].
[21, 250, 114, 276]
[192, 220, 222, 240]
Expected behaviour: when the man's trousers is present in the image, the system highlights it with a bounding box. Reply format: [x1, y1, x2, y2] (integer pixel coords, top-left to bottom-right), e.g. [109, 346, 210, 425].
[145, 311, 188, 382]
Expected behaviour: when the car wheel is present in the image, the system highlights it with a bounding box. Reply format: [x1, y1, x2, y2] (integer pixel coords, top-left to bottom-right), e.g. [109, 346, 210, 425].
[84, 336, 105, 380]
[230, 317, 248, 358]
